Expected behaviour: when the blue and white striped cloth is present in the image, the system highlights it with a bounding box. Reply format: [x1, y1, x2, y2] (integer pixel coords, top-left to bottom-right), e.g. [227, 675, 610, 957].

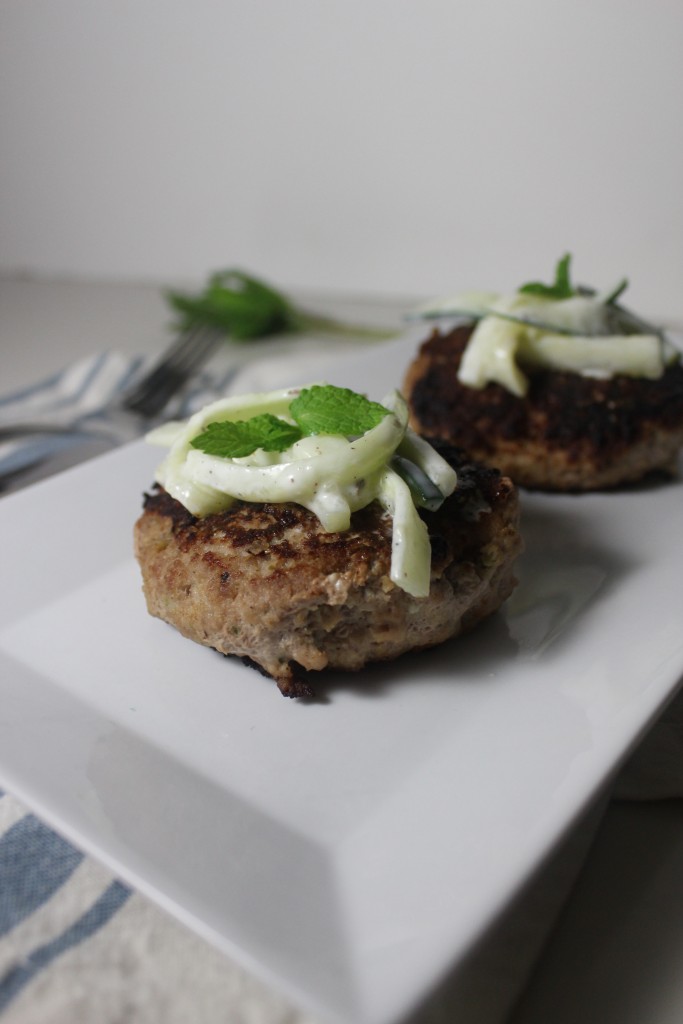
[0, 350, 238, 492]
[0, 788, 319, 1024]
[0, 793, 130, 1013]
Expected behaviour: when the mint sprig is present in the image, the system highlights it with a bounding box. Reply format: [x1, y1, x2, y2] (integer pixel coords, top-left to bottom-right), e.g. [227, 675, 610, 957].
[168, 270, 298, 340]
[166, 268, 395, 342]
[190, 385, 391, 459]
[519, 257, 664, 336]
[190, 414, 302, 458]
[519, 253, 576, 300]
[289, 385, 389, 436]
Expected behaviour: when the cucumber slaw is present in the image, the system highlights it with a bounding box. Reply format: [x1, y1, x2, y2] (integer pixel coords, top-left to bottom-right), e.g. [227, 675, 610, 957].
[146, 385, 458, 597]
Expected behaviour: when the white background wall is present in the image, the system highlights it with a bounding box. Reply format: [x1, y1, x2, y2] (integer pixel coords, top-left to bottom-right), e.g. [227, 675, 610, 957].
[1, 0, 682, 316]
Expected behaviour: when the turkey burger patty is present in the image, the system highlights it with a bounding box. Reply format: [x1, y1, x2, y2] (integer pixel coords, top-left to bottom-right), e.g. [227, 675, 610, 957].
[405, 256, 683, 491]
[134, 446, 522, 697]
[404, 323, 683, 492]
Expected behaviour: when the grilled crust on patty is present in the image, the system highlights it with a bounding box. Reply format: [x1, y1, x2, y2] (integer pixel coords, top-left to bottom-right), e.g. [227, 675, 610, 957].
[134, 449, 522, 697]
[404, 324, 683, 491]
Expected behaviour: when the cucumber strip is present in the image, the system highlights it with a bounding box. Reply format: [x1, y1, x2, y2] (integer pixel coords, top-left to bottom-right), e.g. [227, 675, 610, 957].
[377, 468, 432, 598]
[390, 454, 445, 511]
[520, 333, 666, 379]
[396, 427, 458, 497]
[413, 306, 593, 337]
[145, 420, 186, 447]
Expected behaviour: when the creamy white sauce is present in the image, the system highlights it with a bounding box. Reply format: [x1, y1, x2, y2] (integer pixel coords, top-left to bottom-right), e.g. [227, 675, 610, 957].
[418, 290, 677, 397]
[457, 292, 674, 396]
[146, 386, 458, 597]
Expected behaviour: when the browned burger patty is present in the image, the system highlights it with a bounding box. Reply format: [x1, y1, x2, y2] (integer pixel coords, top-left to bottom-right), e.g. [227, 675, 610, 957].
[404, 324, 683, 491]
[134, 447, 522, 697]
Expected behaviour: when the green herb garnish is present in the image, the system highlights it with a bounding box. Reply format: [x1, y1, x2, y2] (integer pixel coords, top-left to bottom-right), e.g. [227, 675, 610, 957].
[167, 268, 395, 342]
[189, 385, 391, 459]
[519, 252, 576, 300]
[190, 414, 303, 458]
[168, 270, 297, 339]
[289, 385, 390, 437]
[601, 277, 629, 305]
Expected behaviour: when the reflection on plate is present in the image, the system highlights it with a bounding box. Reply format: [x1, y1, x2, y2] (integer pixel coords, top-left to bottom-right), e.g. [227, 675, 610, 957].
[0, 337, 682, 1024]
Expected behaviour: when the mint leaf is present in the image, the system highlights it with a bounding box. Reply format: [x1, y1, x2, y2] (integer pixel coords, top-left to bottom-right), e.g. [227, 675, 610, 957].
[167, 269, 300, 340]
[166, 268, 396, 343]
[290, 385, 390, 436]
[190, 414, 302, 458]
[602, 277, 629, 305]
[519, 253, 576, 299]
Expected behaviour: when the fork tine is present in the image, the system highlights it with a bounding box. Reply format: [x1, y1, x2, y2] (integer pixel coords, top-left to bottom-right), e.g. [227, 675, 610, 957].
[124, 327, 204, 405]
[122, 324, 206, 410]
[122, 324, 222, 418]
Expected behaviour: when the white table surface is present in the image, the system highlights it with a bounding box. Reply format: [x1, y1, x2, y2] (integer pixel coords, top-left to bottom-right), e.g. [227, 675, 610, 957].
[2, 273, 683, 1024]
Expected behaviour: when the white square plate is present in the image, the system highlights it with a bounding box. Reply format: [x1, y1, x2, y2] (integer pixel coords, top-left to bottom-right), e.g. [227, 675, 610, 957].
[1, 333, 682, 1024]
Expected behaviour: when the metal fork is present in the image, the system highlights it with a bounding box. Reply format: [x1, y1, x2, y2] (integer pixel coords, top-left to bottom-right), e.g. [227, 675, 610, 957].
[122, 322, 223, 418]
[0, 323, 223, 444]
